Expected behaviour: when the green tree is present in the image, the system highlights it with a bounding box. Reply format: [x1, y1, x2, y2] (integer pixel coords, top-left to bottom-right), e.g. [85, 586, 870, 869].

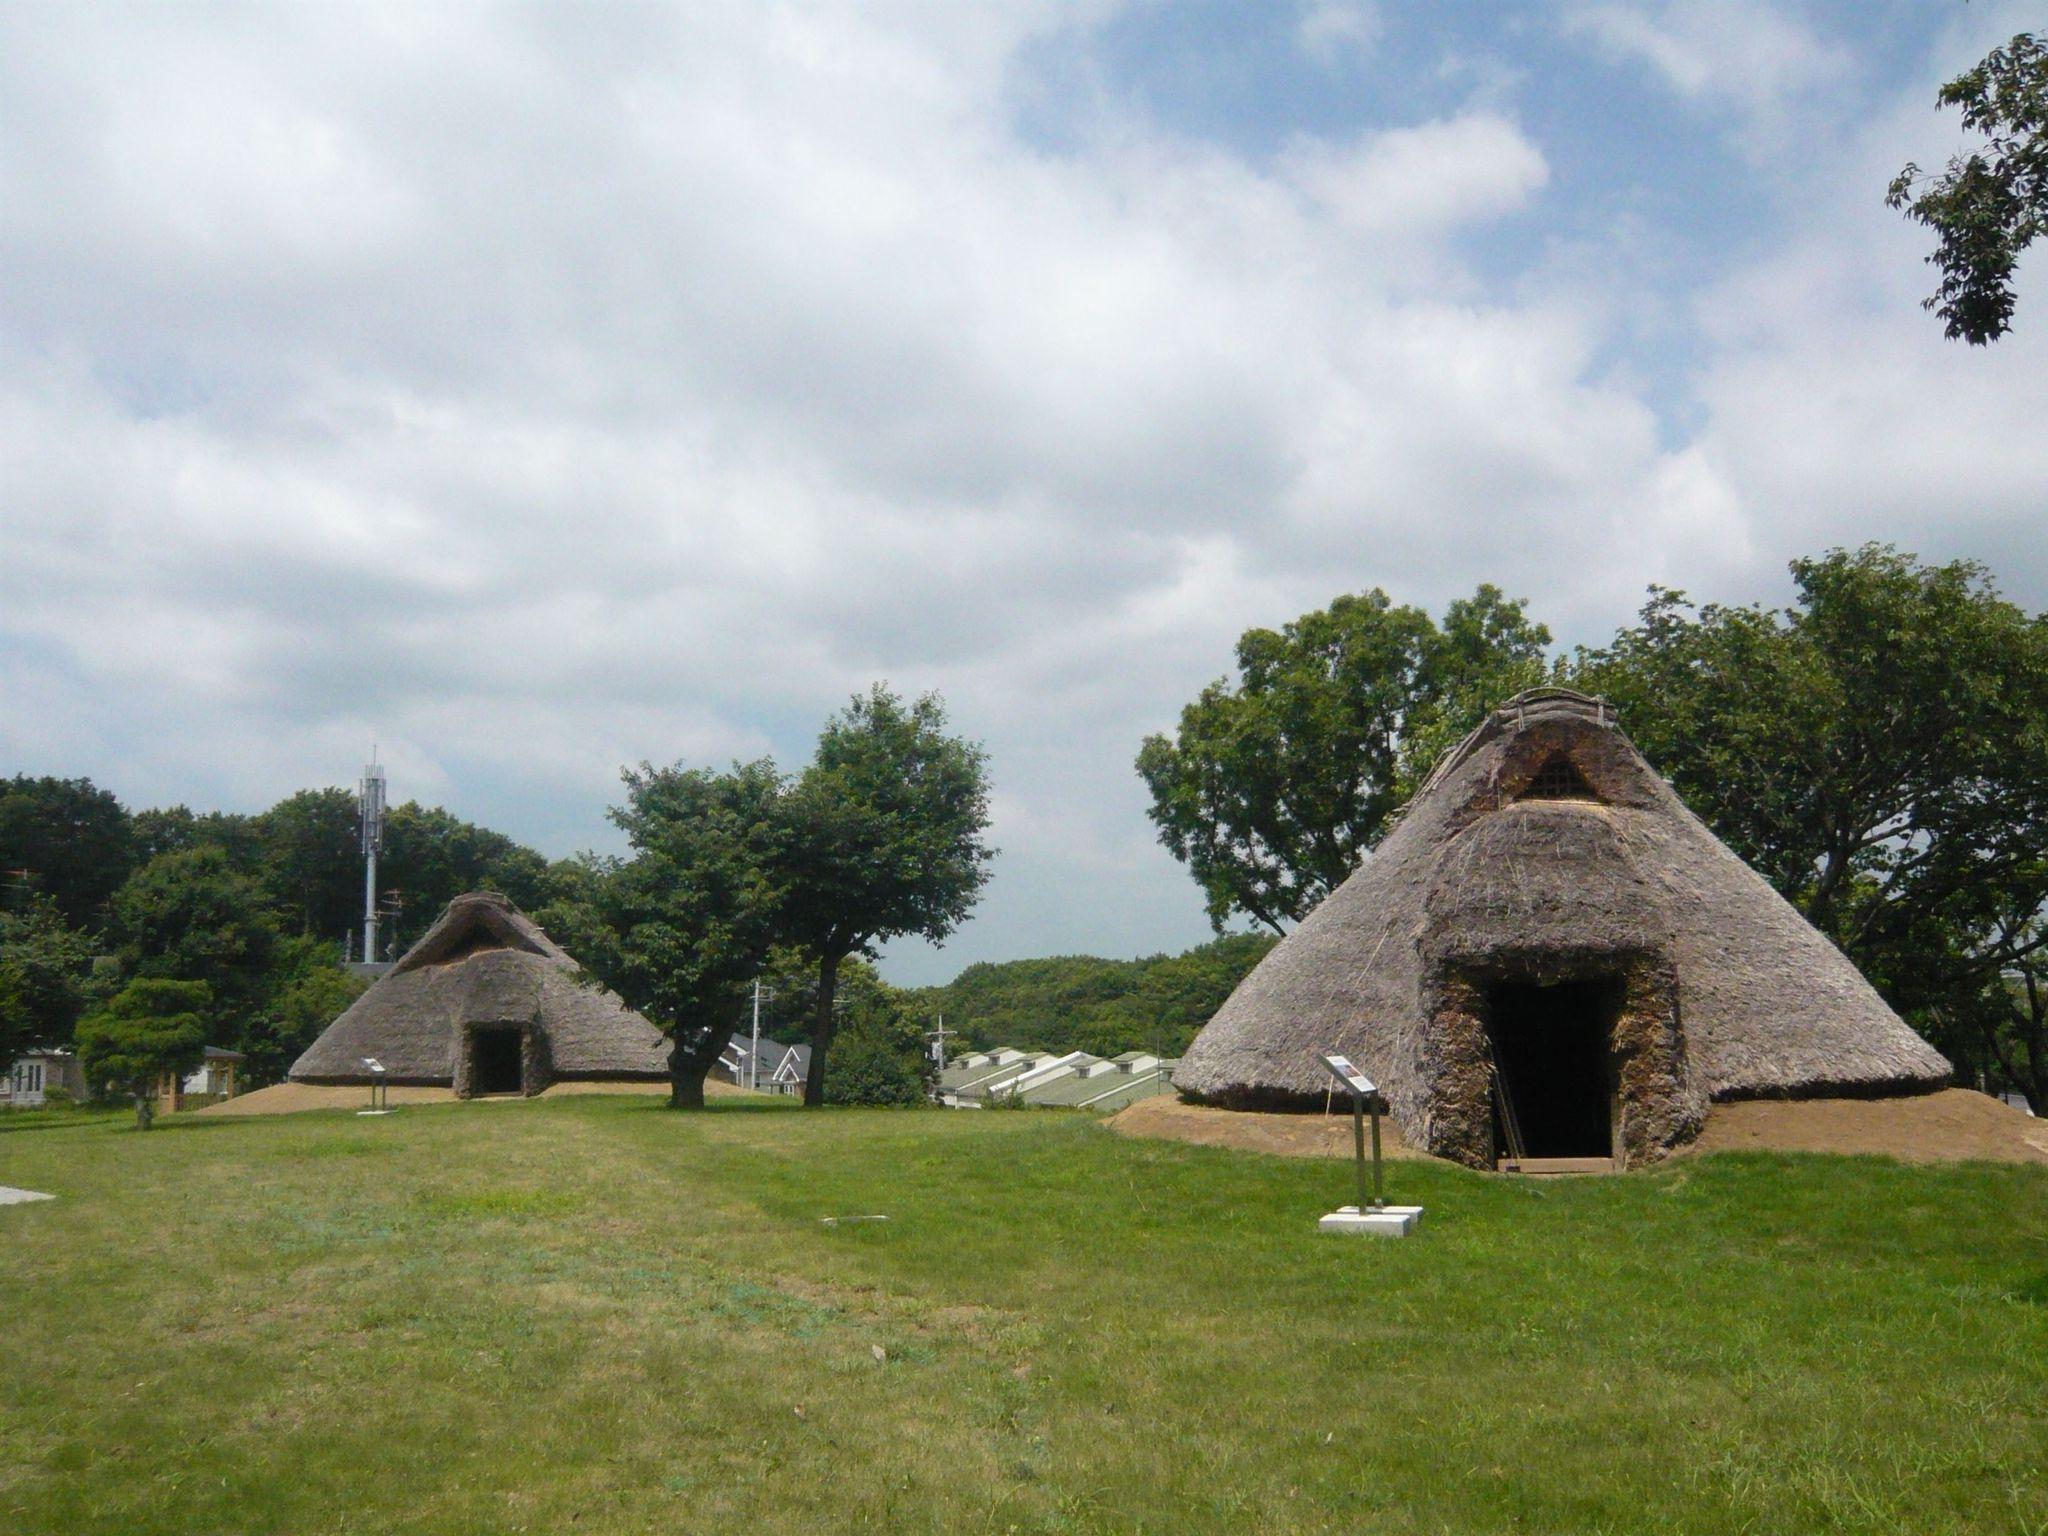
[777, 687, 994, 1106]
[1889, 32, 2047, 344]
[573, 761, 788, 1108]
[252, 788, 362, 939]
[1137, 586, 1551, 933]
[110, 847, 279, 1038]
[1575, 545, 2048, 1101]
[238, 936, 367, 1087]
[0, 775, 133, 929]
[0, 895, 96, 1050]
[378, 804, 554, 952]
[820, 977, 929, 1106]
[76, 978, 210, 1128]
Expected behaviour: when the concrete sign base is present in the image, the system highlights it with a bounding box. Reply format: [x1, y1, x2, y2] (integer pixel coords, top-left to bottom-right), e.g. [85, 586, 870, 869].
[1318, 1204, 1422, 1236]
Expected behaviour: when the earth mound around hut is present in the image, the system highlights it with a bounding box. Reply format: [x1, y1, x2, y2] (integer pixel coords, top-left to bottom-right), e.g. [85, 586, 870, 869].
[1110, 1088, 2047, 1167]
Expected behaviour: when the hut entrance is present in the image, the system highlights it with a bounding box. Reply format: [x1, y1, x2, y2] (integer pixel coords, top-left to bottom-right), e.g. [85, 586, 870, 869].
[470, 1027, 525, 1096]
[1486, 979, 1617, 1165]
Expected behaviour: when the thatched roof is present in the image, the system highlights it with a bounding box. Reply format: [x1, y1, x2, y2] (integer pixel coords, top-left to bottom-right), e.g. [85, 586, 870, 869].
[289, 892, 668, 1085]
[1174, 689, 1950, 1161]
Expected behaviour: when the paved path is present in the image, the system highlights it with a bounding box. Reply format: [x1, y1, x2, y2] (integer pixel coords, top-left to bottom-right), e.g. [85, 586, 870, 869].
[0, 1186, 55, 1205]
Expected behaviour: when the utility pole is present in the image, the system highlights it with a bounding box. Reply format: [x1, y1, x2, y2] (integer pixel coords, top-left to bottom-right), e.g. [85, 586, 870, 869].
[750, 980, 763, 1092]
[926, 1012, 952, 1069]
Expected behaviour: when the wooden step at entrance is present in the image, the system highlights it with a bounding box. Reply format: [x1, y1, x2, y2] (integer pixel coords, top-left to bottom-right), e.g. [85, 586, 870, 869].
[1497, 1156, 1618, 1176]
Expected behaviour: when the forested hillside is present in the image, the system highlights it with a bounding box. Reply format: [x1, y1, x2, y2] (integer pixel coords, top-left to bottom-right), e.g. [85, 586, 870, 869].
[903, 933, 1276, 1060]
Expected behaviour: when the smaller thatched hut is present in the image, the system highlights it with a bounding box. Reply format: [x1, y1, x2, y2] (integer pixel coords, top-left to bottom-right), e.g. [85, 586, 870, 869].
[1174, 689, 1952, 1169]
[290, 892, 667, 1096]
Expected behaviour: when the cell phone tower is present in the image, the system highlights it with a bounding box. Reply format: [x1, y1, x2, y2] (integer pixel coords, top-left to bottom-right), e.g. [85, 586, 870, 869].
[360, 756, 387, 963]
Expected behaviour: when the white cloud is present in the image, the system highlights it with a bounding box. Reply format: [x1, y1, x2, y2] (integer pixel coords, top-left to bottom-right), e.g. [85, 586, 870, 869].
[1297, 0, 1383, 68]
[1562, 0, 1849, 150]
[1283, 113, 1551, 242]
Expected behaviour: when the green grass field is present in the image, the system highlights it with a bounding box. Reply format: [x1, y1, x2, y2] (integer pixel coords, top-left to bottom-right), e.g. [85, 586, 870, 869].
[3, 1096, 2046, 1535]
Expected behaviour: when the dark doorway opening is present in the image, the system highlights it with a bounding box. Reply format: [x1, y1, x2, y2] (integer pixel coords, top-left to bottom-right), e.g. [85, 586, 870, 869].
[1487, 979, 1616, 1160]
[471, 1027, 525, 1096]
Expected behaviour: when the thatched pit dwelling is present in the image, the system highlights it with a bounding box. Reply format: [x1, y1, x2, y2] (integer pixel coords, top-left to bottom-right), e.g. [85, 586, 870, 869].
[290, 892, 668, 1096]
[1173, 689, 1951, 1170]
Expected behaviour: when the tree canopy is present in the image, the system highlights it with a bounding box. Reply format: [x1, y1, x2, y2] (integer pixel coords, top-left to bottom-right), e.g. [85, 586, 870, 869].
[570, 760, 788, 1107]
[1136, 585, 1551, 933]
[0, 775, 133, 928]
[775, 686, 995, 1105]
[1889, 32, 2048, 343]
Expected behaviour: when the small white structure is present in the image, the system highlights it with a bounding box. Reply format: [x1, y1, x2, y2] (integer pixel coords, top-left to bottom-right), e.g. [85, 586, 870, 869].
[3, 1049, 85, 1109]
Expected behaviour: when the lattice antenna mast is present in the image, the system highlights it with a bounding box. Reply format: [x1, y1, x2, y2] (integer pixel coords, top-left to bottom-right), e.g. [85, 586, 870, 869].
[360, 756, 387, 963]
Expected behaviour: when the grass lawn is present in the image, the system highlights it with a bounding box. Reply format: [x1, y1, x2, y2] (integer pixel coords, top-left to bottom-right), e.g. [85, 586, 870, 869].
[3, 1097, 2046, 1535]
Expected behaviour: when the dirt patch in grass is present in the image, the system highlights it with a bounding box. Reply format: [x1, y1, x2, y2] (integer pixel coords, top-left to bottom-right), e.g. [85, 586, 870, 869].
[1108, 1093, 1423, 1160]
[195, 1079, 745, 1117]
[1111, 1087, 2048, 1166]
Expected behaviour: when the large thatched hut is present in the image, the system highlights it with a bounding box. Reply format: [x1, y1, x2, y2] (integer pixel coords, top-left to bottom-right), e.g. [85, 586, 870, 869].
[1174, 689, 1951, 1169]
[290, 892, 668, 1095]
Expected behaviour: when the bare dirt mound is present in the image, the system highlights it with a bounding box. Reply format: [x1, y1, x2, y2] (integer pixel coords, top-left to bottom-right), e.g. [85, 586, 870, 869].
[1110, 1087, 2046, 1167]
[1682, 1088, 2048, 1165]
[196, 1079, 741, 1117]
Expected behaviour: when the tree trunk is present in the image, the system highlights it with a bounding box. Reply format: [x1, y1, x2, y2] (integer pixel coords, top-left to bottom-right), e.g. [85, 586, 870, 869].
[803, 951, 842, 1107]
[668, 1000, 743, 1109]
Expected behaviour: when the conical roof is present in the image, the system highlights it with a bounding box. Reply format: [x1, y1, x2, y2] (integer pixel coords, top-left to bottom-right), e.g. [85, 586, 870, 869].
[289, 892, 668, 1085]
[1174, 689, 1950, 1165]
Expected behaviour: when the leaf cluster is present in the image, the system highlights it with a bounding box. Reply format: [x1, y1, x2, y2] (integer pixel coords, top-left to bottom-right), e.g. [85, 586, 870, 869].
[1889, 32, 2047, 343]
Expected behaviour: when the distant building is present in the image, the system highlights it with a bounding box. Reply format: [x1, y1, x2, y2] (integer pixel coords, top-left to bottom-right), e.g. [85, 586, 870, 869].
[3, 1048, 86, 1108]
[158, 1046, 245, 1114]
[718, 1035, 811, 1096]
[937, 1048, 1177, 1110]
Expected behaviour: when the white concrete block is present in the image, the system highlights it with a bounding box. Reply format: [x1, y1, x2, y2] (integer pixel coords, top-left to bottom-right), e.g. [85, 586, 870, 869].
[1318, 1204, 1422, 1236]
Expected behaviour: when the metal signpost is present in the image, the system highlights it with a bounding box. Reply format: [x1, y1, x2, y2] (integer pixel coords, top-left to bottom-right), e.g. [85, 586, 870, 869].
[1316, 1053, 1423, 1237]
[358, 1057, 392, 1116]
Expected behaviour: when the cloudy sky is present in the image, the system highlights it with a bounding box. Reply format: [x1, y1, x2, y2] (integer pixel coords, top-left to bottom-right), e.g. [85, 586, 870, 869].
[3, 1, 2044, 982]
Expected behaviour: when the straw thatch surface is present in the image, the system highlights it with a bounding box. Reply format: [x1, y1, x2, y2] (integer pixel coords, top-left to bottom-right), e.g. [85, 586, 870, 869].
[289, 892, 669, 1090]
[1175, 689, 1952, 1167]
[1112, 1090, 2045, 1167]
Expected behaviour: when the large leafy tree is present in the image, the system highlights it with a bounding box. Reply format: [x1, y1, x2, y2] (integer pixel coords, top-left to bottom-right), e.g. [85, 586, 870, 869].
[252, 788, 362, 939]
[1576, 546, 2048, 1101]
[0, 775, 133, 929]
[1889, 32, 2047, 344]
[76, 978, 210, 1129]
[0, 895, 96, 1052]
[378, 803, 554, 952]
[1136, 585, 1551, 933]
[571, 761, 788, 1108]
[777, 687, 994, 1106]
[110, 847, 279, 1038]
